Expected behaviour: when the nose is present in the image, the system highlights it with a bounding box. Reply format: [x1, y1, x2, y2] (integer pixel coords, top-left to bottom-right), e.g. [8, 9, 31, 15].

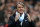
[20, 8, 23, 9]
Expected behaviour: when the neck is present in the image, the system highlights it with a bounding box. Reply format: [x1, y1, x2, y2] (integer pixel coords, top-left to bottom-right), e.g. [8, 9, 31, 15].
[20, 13, 22, 16]
[16, 11, 24, 16]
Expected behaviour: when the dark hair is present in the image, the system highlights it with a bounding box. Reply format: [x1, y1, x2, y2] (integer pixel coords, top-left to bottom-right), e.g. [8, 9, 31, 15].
[34, 16, 39, 23]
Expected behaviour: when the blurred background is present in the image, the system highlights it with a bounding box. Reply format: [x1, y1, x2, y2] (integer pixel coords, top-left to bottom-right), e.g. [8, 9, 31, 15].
[0, 0, 40, 27]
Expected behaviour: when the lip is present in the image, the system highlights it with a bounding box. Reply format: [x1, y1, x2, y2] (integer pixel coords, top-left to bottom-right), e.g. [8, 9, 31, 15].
[20, 10, 23, 11]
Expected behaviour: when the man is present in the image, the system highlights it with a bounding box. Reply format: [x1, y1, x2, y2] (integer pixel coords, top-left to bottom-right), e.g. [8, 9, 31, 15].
[36, 21, 40, 27]
[0, 23, 4, 27]
[8, 2, 35, 27]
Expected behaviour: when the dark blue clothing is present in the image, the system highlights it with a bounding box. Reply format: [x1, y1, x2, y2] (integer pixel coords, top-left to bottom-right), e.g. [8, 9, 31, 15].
[8, 13, 35, 27]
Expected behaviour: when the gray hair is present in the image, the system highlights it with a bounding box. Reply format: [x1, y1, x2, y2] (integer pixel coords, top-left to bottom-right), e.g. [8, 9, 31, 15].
[17, 2, 24, 6]
[15, 2, 24, 9]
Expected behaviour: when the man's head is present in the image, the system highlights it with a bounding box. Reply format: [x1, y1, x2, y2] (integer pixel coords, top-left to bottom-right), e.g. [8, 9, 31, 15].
[16, 2, 24, 14]
[36, 21, 40, 27]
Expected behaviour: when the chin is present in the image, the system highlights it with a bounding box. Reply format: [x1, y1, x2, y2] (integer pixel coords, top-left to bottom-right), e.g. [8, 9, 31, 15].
[20, 12, 23, 14]
[20, 11, 23, 14]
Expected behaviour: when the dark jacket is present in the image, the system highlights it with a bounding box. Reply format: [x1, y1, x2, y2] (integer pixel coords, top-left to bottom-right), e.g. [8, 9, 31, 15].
[8, 13, 35, 27]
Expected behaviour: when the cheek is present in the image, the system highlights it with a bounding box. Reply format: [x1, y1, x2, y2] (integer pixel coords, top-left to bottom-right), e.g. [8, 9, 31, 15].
[23, 8, 24, 11]
[17, 8, 20, 11]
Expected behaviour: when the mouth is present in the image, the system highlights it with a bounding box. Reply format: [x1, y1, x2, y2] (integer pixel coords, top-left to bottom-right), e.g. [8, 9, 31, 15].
[20, 9, 23, 11]
[19, 10, 23, 13]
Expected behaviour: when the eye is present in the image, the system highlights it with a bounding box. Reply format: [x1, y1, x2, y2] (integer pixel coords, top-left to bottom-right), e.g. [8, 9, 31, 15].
[18, 7, 23, 8]
[18, 7, 21, 8]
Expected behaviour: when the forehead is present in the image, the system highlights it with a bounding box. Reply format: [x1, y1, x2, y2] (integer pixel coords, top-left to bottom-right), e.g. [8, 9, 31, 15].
[17, 4, 24, 7]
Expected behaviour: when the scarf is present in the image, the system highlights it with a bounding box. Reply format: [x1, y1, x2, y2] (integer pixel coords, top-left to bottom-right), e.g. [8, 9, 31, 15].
[16, 12, 24, 22]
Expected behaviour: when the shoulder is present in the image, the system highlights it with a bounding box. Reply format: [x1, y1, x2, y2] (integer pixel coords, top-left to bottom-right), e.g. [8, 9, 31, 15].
[24, 13, 28, 20]
[24, 13, 27, 18]
[9, 13, 16, 20]
[9, 15, 15, 19]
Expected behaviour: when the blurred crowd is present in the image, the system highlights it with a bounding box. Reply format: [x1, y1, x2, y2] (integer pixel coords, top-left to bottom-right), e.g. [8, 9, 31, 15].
[0, 0, 40, 27]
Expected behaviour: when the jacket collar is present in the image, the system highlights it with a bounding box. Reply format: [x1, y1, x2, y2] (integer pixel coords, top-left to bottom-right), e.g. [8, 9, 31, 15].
[13, 12, 27, 19]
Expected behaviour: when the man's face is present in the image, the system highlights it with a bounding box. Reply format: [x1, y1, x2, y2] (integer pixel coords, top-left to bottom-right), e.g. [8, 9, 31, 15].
[36, 22, 40, 27]
[0, 25, 4, 27]
[17, 4, 24, 14]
